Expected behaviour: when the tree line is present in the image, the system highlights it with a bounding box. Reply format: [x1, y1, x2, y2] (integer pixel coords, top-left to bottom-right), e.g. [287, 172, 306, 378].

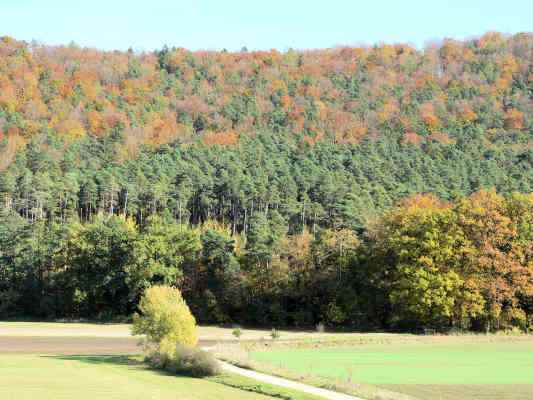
[0, 133, 531, 331]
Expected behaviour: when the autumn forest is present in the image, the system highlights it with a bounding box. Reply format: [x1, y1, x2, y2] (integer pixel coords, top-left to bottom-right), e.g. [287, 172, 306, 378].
[0, 32, 531, 331]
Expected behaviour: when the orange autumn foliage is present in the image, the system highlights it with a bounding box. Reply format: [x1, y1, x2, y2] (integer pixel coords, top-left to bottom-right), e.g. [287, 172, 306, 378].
[504, 109, 524, 130]
[402, 131, 423, 146]
[202, 131, 239, 147]
[419, 103, 440, 130]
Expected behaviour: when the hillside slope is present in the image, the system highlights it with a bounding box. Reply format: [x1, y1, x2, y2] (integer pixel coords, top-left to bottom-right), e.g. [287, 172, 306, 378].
[0, 32, 531, 167]
[0, 33, 531, 329]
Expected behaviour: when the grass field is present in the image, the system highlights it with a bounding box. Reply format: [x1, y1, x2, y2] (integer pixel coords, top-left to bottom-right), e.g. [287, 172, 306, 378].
[0, 322, 323, 400]
[0, 354, 325, 400]
[249, 336, 533, 400]
[0, 354, 269, 400]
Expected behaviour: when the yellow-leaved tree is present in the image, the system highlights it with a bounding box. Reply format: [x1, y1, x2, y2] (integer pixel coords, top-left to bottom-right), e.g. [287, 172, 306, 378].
[132, 285, 198, 355]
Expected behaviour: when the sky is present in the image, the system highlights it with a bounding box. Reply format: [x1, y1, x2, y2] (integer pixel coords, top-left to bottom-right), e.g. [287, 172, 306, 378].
[1, 0, 532, 52]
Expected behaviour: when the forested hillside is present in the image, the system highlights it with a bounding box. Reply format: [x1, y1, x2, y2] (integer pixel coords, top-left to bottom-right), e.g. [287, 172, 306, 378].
[1, 32, 531, 164]
[0, 33, 531, 331]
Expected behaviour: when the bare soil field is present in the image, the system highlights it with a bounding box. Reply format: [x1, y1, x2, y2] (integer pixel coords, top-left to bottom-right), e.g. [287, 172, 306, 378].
[0, 336, 139, 354]
[0, 335, 235, 354]
[0, 322, 133, 338]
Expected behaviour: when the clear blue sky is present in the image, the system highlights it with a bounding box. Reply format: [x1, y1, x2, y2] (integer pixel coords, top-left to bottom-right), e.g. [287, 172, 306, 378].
[2, 0, 532, 51]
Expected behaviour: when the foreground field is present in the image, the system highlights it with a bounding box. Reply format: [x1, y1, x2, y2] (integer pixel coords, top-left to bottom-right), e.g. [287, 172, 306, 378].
[0, 354, 324, 400]
[249, 336, 533, 400]
[0, 322, 325, 400]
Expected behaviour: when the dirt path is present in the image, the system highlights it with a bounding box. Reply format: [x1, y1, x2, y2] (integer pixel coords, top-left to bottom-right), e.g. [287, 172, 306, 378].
[219, 361, 364, 400]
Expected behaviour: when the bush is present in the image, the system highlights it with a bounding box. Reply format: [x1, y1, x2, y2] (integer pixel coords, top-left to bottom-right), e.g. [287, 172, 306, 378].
[232, 326, 242, 339]
[148, 344, 221, 377]
[132, 285, 198, 350]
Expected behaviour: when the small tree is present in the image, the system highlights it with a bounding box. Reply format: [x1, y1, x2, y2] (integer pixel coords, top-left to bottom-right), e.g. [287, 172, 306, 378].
[132, 285, 198, 351]
[232, 326, 242, 339]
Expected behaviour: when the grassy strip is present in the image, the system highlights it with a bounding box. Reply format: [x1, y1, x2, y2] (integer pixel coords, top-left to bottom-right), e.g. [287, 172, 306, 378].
[241, 332, 533, 351]
[209, 373, 324, 400]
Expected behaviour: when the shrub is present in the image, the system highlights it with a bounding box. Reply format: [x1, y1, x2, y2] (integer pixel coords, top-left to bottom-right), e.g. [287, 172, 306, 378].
[148, 345, 221, 377]
[232, 326, 242, 339]
[132, 285, 198, 350]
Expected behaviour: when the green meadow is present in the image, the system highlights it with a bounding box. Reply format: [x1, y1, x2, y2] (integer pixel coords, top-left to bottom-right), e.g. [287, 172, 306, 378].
[250, 338, 533, 400]
[0, 353, 321, 400]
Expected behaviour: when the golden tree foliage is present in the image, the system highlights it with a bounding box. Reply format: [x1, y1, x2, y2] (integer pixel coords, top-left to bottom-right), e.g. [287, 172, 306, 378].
[132, 285, 198, 351]
[374, 191, 532, 329]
